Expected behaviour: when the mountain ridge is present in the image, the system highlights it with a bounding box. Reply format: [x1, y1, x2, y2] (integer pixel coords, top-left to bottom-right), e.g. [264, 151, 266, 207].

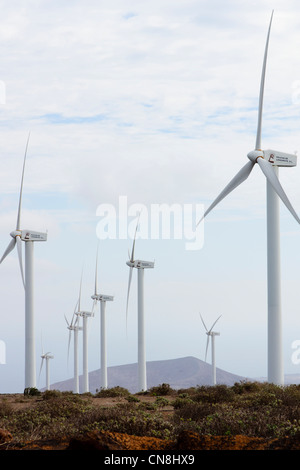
[49, 356, 248, 393]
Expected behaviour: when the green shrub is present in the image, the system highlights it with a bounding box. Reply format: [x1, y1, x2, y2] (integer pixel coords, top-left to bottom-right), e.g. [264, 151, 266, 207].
[126, 394, 140, 403]
[81, 403, 174, 439]
[173, 400, 215, 423]
[94, 386, 130, 398]
[154, 396, 170, 408]
[149, 383, 175, 396]
[192, 384, 235, 404]
[232, 381, 262, 395]
[172, 396, 194, 409]
[23, 387, 41, 397]
[42, 389, 63, 400]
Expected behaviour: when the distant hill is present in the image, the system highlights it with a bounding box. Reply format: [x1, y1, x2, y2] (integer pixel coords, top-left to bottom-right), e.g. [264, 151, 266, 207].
[49, 356, 248, 394]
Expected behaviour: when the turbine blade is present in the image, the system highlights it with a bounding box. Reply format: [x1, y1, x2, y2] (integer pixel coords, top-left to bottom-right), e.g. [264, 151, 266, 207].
[197, 160, 255, 226]
[208, 315, 222, 333]
[130, 235, 136, 263]
[126, 266, 133, 329]
[16, 132, 31, 231]
[255, 11, 273, 151]
[41, 333, 44, 356]
[205, 336, 210, 362]
[0, 238, 16, 263]
[199, 313, 208, 332]
[73, 299, 79, 318]
[91, 298, 97, 317]
[130, 210, 142, 262]
[39, 357, 44, 379]
[16, 236, 25, 288]
[78, 267, 83, 312]
[67, 329, 72, 362]
[94, 242, 99, 296]
[74, 312, 80, 327]
[257, 157, 300, 224]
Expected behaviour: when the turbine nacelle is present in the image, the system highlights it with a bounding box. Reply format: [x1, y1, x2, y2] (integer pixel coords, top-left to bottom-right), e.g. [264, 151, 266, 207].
[126, 260, 154, 269]
[206, 331, 220, 337]
[66, 316, 83, 331]
[67, 324, 82, 331]
[8, 229, 47, 242]
[247, 149, 297, 166]
[41, 353, 53, 360]
[76, 310, 94, 318]
[20, 230, 47, 242]
[92, 294, 114, 302]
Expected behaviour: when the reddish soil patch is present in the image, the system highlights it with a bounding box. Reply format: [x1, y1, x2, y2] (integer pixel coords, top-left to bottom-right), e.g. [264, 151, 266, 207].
[2, 430, 299, 451]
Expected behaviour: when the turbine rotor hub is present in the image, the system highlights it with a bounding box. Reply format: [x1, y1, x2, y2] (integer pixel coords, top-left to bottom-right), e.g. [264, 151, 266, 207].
[10, 230, 21, 238]
[247, 149, 264, 163]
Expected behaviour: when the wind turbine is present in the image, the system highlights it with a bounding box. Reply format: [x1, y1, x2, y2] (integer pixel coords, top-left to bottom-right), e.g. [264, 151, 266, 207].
[126, 215, 154, 392]
[200, 314, 221, 386]
[75, 270, 94, 393]
[91, 246, 114, 390]
[0, 134, 47, 389]
[65, 306, 82, 394]
[39, 349, 54, 391]
[197, 11, 299, 385]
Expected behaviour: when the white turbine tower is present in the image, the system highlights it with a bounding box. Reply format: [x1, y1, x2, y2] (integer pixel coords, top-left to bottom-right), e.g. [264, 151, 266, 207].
[75, 270, 94, 393]
[39, 349, 53, 391]
[65, 307, 82, 394]
[197, 12, 300, 385]
[126, 216, 154, 392]
[0, 134, 47, 389]
[200, 314, 221, 386]
[91, 247, 114, 390]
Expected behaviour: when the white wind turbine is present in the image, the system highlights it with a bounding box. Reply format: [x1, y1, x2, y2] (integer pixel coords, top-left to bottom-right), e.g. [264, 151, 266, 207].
[91, 247, 114, 390]
[65, 306, 82, 394]
[39, 348, 54, 391]
[0, 134, 47, 389]
[197, 12, 300, 385]
[75, 270, 95, 393]
[200, 314, 221, 386]
[126, 215, 154, 392]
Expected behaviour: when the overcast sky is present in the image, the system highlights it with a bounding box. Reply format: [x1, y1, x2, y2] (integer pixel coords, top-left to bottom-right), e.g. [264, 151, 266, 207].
[1, 0, 300, 392]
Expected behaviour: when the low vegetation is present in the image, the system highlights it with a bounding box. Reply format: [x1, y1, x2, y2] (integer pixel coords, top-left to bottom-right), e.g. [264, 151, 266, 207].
[1, 381, 300, 445]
